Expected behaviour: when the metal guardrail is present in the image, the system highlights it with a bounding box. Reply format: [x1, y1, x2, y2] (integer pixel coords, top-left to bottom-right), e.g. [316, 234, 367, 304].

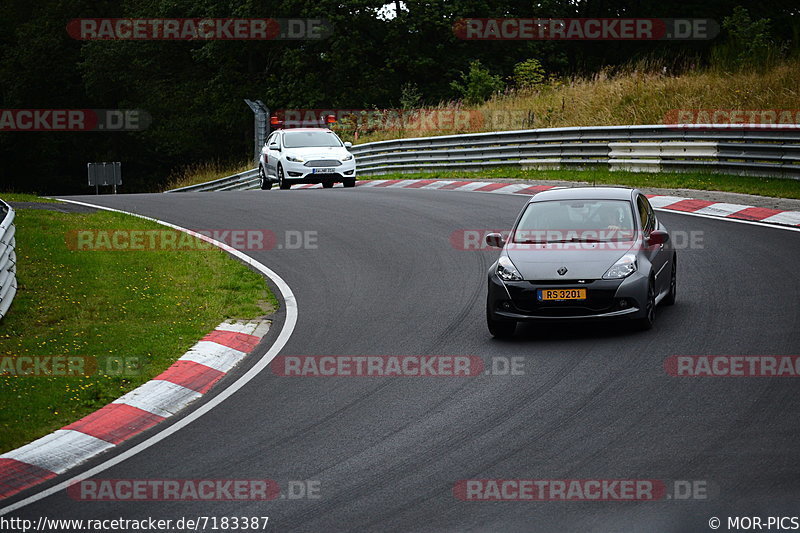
[0, 199, 17, 320]
[348, 124, 800, 179]
[166, 124, 800, 192]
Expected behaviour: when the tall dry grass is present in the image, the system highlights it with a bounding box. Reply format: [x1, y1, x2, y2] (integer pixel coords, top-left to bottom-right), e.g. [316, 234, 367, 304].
[351, 59, 800, 143]
[162, 159, 253, 191]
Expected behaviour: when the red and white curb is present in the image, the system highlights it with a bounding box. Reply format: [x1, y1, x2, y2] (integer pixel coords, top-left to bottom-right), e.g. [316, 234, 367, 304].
[295, 179, 800, 228]
[0, 319, 269, 500]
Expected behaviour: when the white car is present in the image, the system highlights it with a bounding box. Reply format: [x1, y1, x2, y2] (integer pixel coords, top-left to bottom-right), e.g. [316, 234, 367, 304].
[258, 128, 356, 190]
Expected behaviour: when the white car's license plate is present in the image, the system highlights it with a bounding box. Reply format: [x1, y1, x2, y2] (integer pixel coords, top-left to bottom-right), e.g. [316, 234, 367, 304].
[312, 168, 335, 174]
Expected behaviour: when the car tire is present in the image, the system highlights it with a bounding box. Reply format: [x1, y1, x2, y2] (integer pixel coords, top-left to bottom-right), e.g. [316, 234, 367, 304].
[487, 306, 516, 339]
[322, 180, 334, 188]
[664, 254, 676, 306]
[278, 165, 290, 190]
[258, 166, 272, 190]
[635, 276, 657, 331]
[343, 179, 356, 188]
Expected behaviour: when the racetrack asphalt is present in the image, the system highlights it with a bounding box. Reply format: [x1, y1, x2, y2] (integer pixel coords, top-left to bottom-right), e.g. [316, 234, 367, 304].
[4, 187, 800, 532]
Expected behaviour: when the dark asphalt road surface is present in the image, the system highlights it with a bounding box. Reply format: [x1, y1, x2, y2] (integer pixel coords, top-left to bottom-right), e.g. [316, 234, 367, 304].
[6, 187, 800, 532]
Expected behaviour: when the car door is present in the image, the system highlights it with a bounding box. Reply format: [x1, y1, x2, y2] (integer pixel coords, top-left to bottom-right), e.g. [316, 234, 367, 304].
[265, 133, 281, 179]
[638, 195, 670, 295]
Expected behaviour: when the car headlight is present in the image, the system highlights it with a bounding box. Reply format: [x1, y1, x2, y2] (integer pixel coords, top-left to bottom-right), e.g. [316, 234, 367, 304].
[341, 154, 353, 162]
[603, 253, 638, 279]
[286, 155, 305, 163]
[496, 256, 523, 282]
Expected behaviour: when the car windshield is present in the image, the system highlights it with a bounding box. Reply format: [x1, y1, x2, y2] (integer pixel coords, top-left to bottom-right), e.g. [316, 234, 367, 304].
[283, 131, 342, 148]
[513, 199, 636, 243]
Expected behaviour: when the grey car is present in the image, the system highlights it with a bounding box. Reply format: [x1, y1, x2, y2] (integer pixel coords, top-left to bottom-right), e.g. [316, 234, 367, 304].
[485, 187, 676, 338]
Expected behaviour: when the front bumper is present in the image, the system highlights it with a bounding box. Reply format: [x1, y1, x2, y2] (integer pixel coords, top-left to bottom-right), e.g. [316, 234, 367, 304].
[487, 269, 649, 321]
[283, 159, 356, 183]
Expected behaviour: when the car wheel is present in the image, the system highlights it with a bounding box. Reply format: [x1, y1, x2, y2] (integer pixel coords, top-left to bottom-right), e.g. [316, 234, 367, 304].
[487, 306, 516, 339]
[636, 276, 657, 331]
[322, 180, 334, 188]
[258, 166, 272, 190]
[278, 165, 290, 190]
[664, 254, 676, 306]
[343, 179, 356, 188]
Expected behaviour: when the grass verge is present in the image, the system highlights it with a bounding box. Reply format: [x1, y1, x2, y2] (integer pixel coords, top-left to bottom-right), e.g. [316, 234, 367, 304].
[363, 167, 800, 200]
[0, 207, 276, 453]
[1, 193, 60, 203]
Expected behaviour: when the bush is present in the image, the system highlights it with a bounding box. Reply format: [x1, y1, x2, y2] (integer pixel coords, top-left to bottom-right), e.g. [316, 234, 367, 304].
[399, 82, 422, 110]
[713, 7, 778, 69]
[450, 60, 505, 105]
[513, 59, 546, 89]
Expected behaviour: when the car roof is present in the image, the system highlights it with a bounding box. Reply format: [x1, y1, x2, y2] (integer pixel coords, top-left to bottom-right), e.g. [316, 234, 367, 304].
[527, 186, 636, 203]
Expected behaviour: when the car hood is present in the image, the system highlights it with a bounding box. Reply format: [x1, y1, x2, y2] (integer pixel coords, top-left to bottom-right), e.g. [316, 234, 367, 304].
[505, 241, 637, 280]
[284, 146, 350, 159]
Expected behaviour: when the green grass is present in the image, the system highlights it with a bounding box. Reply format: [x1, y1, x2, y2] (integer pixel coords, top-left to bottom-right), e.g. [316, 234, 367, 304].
[364, 167, 800, 200]
[0, 208, 276, 453]
[0, 193, 60, 203]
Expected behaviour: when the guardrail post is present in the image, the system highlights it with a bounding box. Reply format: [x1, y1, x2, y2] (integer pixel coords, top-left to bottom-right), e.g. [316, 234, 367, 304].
[245, 99, 270, 165]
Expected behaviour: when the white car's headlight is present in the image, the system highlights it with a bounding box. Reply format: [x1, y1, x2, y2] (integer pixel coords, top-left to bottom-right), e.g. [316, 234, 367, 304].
[286, 155, 305, 163]
[341, 154, 353, 162]
[603, 253, 638, 279]
[497, 256, 523, 282]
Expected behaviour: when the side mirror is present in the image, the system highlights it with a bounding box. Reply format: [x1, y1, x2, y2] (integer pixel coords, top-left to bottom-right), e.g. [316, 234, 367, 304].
[648, 230, 669, 246]
[270, 144, 281, 152]
[344, 141, 353, 148]
[485, 233, 505, 249]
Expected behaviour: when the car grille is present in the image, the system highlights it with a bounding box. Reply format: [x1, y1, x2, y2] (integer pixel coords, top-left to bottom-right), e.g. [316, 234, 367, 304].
[304, 159, 341, 167]
[506, 280, 623, 315]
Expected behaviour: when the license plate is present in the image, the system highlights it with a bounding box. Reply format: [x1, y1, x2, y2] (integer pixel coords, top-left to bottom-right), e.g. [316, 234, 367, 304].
[312, 168, 335, 174]
[537, 288, 587, 301]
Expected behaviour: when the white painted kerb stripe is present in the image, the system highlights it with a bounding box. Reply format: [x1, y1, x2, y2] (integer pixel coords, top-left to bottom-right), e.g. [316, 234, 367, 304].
[215, 320, 271, 337]
[0, 431, 114, 474]
[179, 341, 248, 373]
[113, 380, 202, 418]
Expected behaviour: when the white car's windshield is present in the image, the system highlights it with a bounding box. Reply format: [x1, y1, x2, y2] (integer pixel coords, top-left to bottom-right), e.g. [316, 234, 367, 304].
[283, 131, 342, 148]
[514, 199, 636, 243]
